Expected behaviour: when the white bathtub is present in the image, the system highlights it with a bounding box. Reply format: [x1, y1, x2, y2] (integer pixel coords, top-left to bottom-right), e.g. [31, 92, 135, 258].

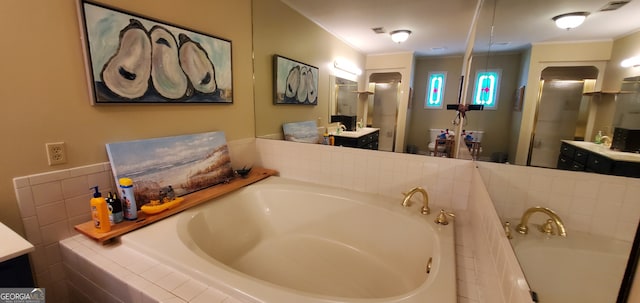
[121, 176, 456, 303]
[510, 229, 631, 303]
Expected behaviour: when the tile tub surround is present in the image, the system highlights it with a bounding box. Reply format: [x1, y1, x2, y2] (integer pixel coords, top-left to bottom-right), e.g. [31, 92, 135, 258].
[17, 136, 538, 303]
[476, 161, 640, 243]
[13, 162, 115, 302]
[60, 235, 242, 303]
[12, 138, 258, 303]
[254, 138, 474, 211]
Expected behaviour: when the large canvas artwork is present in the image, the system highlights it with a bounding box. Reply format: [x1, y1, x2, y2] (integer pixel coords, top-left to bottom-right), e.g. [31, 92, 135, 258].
[283, 120, 320, 143]
[106, 132, 235, 204]
[273, 55, 319, 105]
[78, 1, 233, 104]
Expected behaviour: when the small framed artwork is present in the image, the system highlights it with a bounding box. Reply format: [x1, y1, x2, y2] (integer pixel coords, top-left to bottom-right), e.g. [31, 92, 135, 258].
[77, 1, 233, 104]
[273, 55, 318, 105]
[513, 85, 525, 112]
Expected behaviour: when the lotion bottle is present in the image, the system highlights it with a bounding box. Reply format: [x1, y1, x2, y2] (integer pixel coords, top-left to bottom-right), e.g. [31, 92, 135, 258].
[90, 186, 111, 233]
[119, 178, 138, 220]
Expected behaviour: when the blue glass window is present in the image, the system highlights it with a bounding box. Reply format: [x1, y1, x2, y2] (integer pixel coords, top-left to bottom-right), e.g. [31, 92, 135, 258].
[425, 72, 446, 108]
[473, 70, 500, 109]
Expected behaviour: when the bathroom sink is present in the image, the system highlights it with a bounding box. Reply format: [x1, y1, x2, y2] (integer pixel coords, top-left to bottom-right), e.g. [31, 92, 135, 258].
[332, 127, 379, 138]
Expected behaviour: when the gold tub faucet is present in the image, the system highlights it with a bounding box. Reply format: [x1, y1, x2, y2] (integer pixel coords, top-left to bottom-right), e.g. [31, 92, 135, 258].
[401, 187, 430, 215]
[516, 206, 567, 237]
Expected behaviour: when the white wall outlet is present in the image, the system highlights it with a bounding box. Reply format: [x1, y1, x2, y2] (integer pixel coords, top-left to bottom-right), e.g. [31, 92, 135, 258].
[46, 142, 67, 165]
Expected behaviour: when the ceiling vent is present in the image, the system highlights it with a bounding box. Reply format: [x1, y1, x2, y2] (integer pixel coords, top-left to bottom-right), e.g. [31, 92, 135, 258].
[599, 0, 630, 11]
[371, 27, 386, 34]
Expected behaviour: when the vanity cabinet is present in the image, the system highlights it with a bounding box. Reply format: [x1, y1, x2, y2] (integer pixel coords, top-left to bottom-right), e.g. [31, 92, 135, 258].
[0, 222, 34, 287]
[0, 255, 34, 287]
[334, 129, 379, 150]
[557, 141, 640, 178]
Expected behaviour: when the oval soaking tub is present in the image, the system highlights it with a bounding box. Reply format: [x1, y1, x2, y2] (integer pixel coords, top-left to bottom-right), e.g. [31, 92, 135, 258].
[121, 176, 456, 303]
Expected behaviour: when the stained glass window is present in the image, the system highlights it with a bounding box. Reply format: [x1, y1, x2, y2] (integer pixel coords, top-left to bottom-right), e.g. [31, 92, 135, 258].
[473, 70, 500, 109]
[425, 72, 446, 108]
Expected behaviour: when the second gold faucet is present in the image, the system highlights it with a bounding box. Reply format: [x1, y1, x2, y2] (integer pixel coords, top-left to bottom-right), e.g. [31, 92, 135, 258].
[516, 206, 567, 237]
[401, 187, 430, 215]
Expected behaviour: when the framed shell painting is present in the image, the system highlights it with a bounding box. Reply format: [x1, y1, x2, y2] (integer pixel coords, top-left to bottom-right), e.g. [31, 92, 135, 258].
[77, 1, 233, 104]
[273, 55, 319, 105]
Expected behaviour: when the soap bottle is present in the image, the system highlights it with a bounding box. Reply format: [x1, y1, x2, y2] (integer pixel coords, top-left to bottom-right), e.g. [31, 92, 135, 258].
[90, 186, 111, 233]
[119, 178, 138, 220]
[595, 130, 603, 144]
[106, 192, 124, 224]
[323, 128, 330, 145]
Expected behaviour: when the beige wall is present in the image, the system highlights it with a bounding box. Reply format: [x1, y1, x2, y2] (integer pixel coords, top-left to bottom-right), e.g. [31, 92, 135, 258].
[409, 56, 463, 152]
[408, 52, 521, 158]
[507, 47, 531, 164]
[514, 40, 613, 165]
[365, 52, 415, 152]
[253, 0, 366, 138]
[603, 30, 640, 91]
[0, 0, 254, 234]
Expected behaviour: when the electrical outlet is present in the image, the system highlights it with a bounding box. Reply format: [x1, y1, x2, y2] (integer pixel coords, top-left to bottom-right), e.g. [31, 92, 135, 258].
[46, 142, 67, 165]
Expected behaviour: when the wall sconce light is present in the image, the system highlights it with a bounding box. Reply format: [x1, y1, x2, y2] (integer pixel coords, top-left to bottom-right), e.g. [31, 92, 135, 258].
[552, 12, 589, 30]
[621, 56, 640, 68]
[390, 30, 412, 43]
[334, 59, 362, 75]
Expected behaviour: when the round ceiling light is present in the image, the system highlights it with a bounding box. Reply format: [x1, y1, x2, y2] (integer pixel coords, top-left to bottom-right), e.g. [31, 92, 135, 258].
[390, 29, 412, 43]
[552, 12, 589, 30]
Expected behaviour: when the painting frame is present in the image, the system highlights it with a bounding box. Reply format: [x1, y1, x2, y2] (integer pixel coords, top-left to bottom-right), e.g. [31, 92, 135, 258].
[273, 55, 319, 105]
[77, 0, 233, 104]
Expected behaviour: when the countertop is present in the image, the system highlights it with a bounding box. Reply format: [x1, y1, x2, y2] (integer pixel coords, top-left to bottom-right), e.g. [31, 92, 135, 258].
[562, 140, 640, 163]
[331, 127, 379, 138]
[0, 222, 34, 263]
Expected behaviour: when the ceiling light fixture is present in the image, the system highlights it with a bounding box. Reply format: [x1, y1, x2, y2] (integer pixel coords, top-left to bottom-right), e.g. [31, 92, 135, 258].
[390, 30, 412, 43]
[552, 12, 589, 30]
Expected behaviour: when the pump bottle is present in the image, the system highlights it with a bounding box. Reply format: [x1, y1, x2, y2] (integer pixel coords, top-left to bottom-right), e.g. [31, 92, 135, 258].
[90, 186, 111, 233]
[120, 178, 138, 220]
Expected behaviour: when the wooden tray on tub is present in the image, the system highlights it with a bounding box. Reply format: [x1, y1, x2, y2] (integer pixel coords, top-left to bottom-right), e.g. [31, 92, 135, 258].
[74, 167, 278, 244]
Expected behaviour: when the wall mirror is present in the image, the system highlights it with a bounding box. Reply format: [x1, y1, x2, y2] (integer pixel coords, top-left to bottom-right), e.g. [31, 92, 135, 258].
[251, 1, 640, 301]
[330, 77, 358, 118]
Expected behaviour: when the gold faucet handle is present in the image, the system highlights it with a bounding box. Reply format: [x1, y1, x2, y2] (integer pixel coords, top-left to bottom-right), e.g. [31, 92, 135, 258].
[435, 209, 455, 225]
[540, 219, 555, 235]
[504, 221, 513, 239]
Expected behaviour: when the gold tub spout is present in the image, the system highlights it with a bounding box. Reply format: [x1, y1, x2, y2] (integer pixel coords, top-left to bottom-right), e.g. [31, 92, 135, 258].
[516, 206, 567, 237]
[401, 187, 430, 215]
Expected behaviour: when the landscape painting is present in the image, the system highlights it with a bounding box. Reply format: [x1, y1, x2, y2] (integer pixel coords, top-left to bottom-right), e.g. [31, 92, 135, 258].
[106, 132, 235, 205]
[79, 1, 233, 104]
[283, 121, 320, 143]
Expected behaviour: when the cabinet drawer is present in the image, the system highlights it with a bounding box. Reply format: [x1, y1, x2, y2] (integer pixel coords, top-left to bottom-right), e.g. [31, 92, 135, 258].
[560, 143, 575, 158]
[574, 148, 588, 164]
[358, 135, 370, 146]
[586, 154, 613, 174]
[570, 161, 585, 171]
[557, 155, 572, 170]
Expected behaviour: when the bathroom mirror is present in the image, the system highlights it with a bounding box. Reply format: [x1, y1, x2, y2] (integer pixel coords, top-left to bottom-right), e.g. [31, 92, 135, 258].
[251, 0, 640, 301]
[253, 0, 640, 171]
[330, 77, 358, 118]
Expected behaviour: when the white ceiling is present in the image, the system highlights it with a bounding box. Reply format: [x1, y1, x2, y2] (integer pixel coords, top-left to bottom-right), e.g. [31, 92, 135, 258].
[281, 0, 640, 56]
